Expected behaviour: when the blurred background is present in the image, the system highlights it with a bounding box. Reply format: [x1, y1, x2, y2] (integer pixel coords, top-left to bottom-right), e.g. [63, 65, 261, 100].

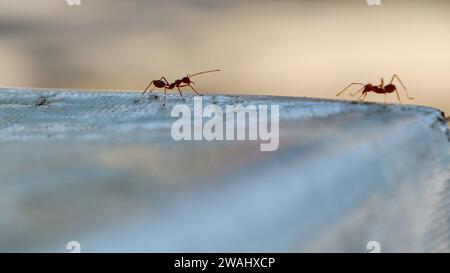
[0, 0, 449, 114]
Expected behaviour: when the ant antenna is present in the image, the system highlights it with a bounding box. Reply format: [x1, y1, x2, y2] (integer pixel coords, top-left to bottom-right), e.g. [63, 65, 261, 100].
[390, 74, 414, 99]
[390, 74, 406, 89]
[187, 69, 220, 78]
[336, 83, 364, 96]
[350, 87, 365, 96]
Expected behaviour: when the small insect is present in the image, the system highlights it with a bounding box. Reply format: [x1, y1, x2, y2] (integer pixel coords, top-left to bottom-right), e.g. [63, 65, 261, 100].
[336, 74, 414, 104]
[135, 69, 220, 105]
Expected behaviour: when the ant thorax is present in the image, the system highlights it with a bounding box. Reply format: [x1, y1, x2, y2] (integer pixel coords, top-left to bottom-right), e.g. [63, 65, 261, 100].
[372, 86, 384, 93]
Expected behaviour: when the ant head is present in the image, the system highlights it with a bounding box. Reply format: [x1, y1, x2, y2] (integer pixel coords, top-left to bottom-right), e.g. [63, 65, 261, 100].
[182, 77, 191, 84]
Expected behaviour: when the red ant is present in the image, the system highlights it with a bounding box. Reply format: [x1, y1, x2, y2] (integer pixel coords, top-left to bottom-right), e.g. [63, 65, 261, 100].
[337, 74, 414, 104]
[135, 69, 220, 105]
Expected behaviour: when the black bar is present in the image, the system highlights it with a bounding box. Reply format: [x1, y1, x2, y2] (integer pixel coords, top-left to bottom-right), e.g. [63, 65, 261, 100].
[1, 253, 448, 272]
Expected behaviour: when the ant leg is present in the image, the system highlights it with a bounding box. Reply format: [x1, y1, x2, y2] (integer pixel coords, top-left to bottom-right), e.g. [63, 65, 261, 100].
[358, 92, 367, 102]
[384, 93, 387, 105]
[177, 87, 186, 102]
[356, 92, 364, 101]
[188, 84, 202, 96]
[136, 81, 155, 102]
[337, 83, 365, 96]
[362, 92, 368, 101]
[390, 74, 414, 99]
[350, 86, 364, 96]
[395, 89, 402, 104]
[163, 87, 167, 106]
